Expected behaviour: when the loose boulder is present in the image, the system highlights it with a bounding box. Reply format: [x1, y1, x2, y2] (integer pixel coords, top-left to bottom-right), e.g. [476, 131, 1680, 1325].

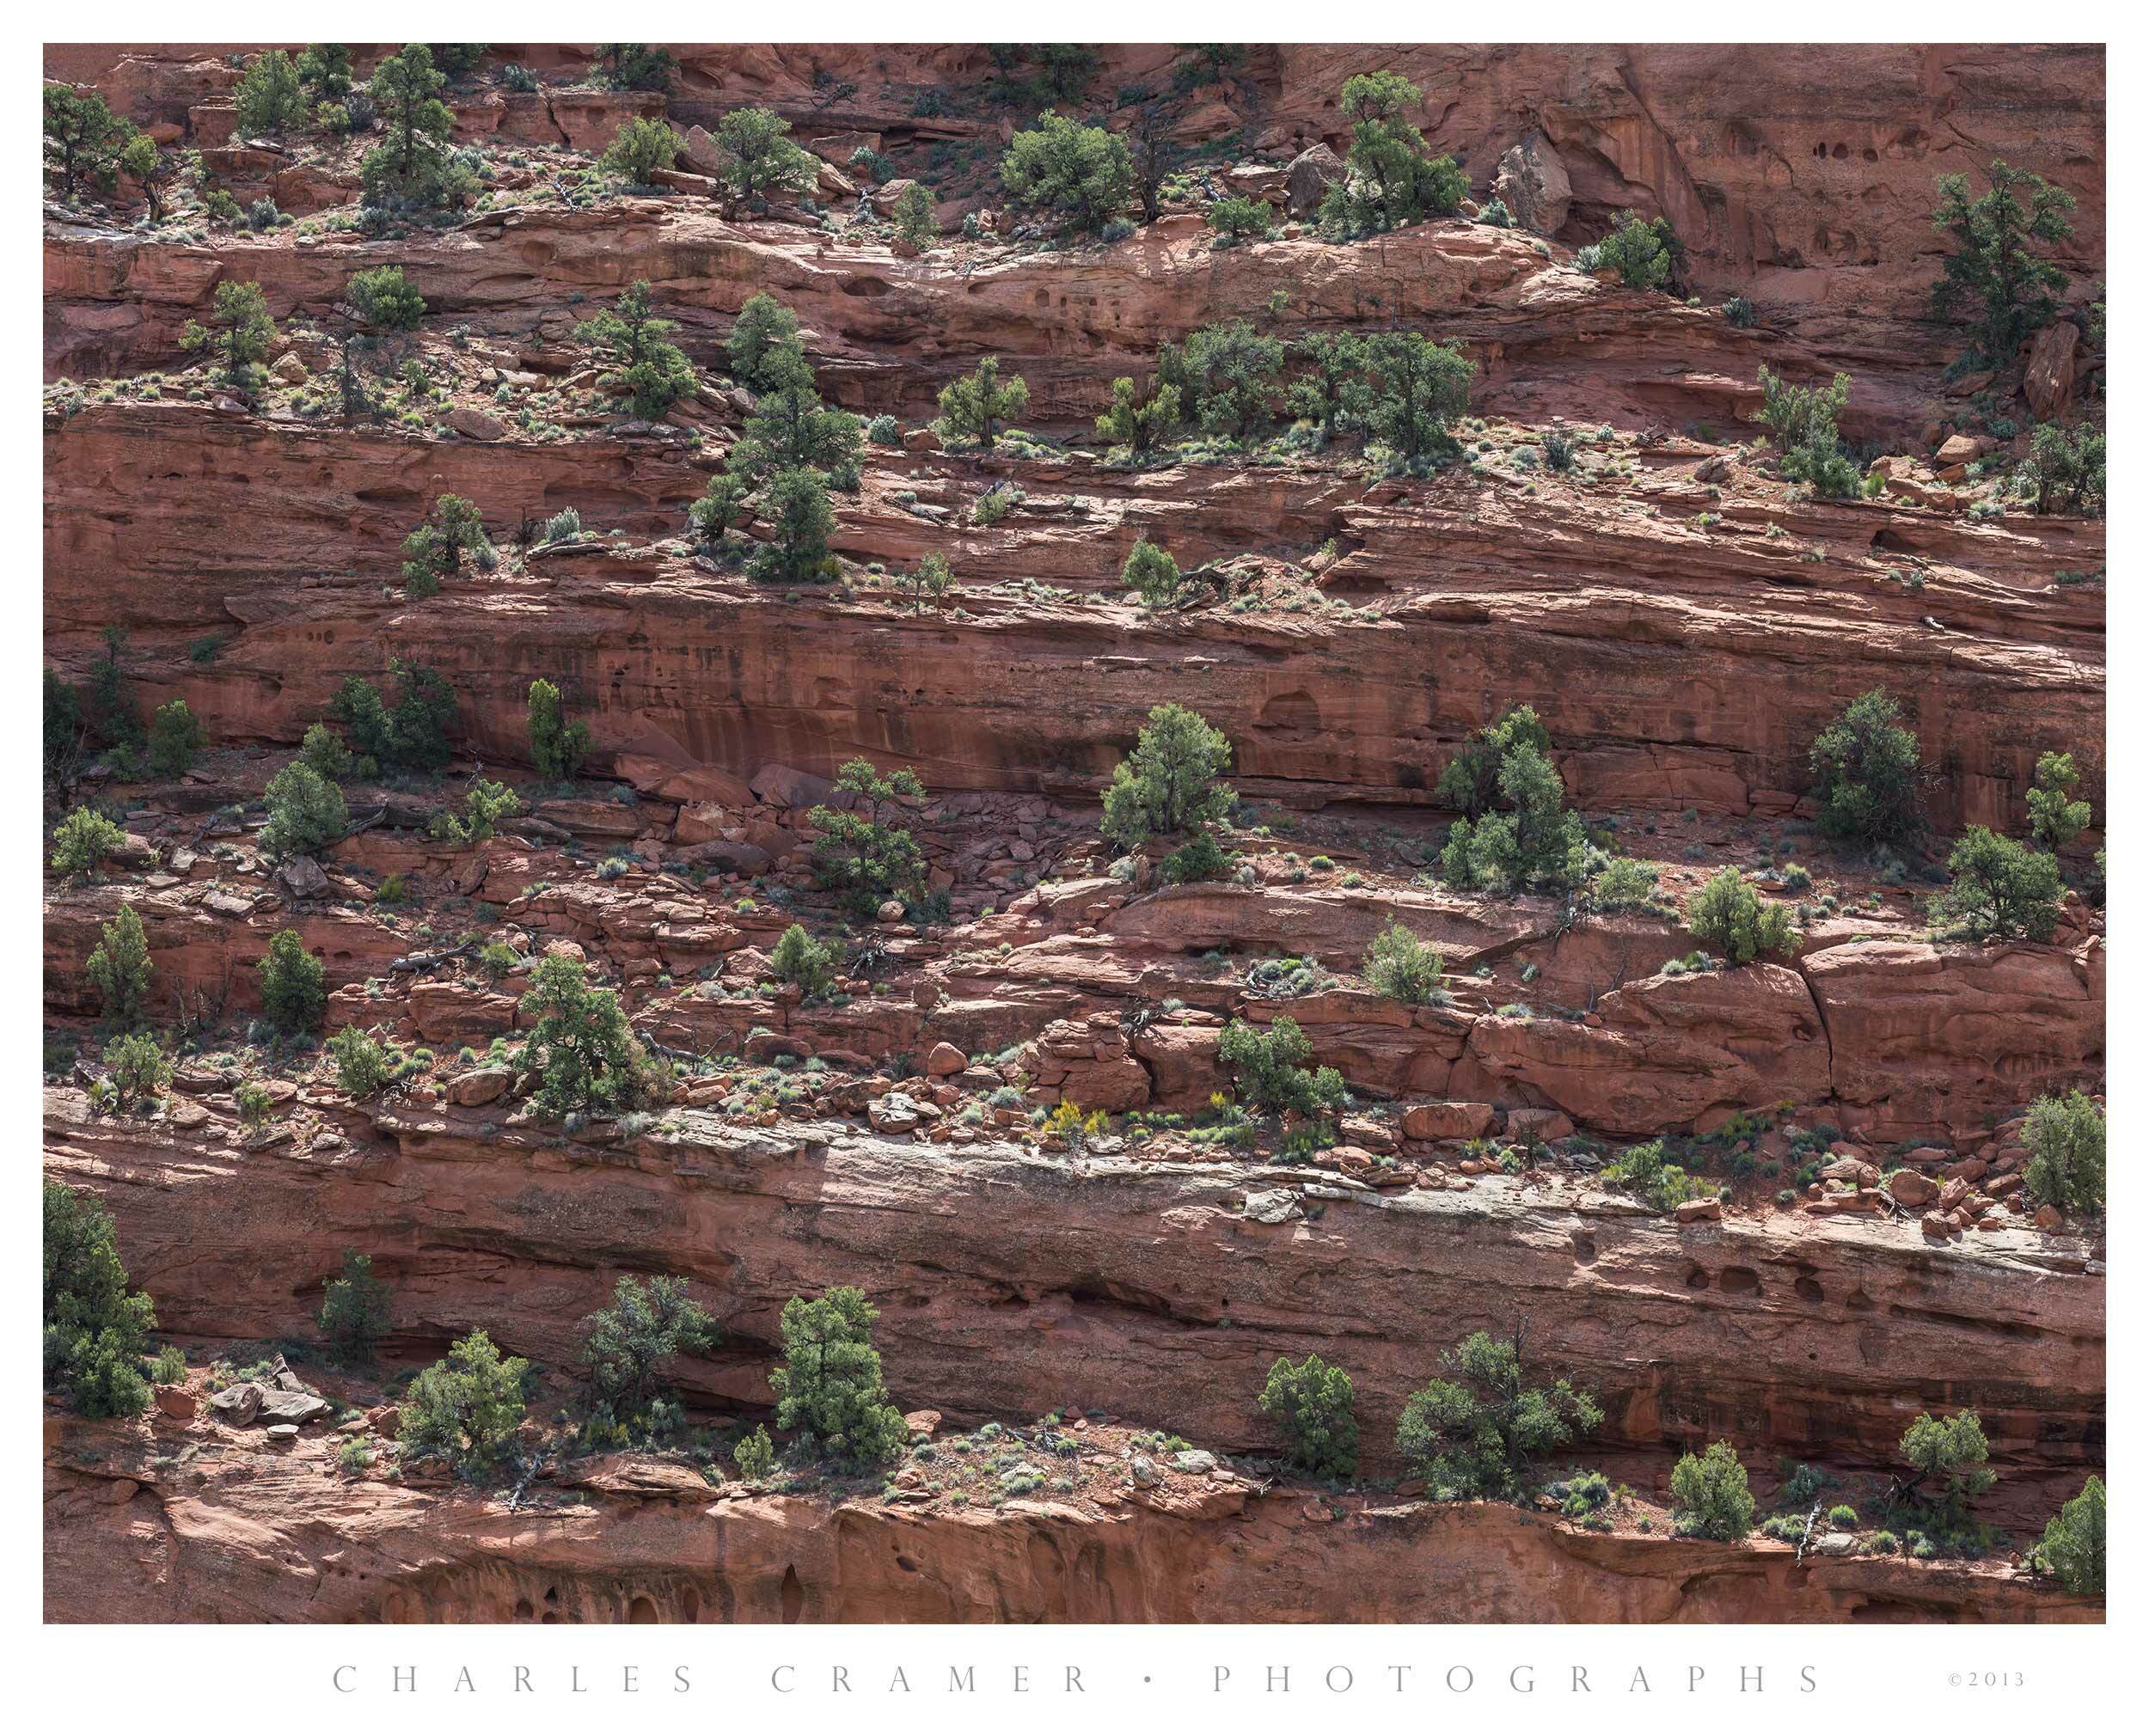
[1492, 133, 1572, 235]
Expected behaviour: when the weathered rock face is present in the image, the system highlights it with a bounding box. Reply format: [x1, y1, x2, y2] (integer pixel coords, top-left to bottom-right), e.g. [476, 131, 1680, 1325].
[1493, 133, 1571, 235]
[43, 402, 2104, 835]
[47, 41, 2106, 332]
[46, 1092, 2104, 1486]
[40, 40, 2104, 1628]
[45, 1418, 2097, 1624]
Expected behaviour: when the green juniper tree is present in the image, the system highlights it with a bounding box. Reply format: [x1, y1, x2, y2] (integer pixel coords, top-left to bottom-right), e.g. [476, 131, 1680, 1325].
[575, 281, 697, 421]
[234, 49, 307, 136]
[1756, 364, 1858, 496]
[891, 180, 939, 248]
[1668, 1440, 1755, 1541]
[1095, 370, 1183, 458]
[1361, 332, 1473, 467]
[146, 698, 205, 779]
[1927, 826, 2064, 942]
[2035, 1476, 2104, 1596]
[1396, 1329, 1602, 1500]
[579, 1274, 717, 1435]
[258, 930, 326, 1033]
[361, 44, 471, 211]
[1319, 71, 1467, 236]
[2026, 751, 2093, 851]
[398, 1330, 530, 1473]
[999, 111, 1136, 235]
[1215, 1015, 1347, 1118]
[86, 903, 154, 1031]
[1173, 321, 1284, 441]
[806, 759, 928, 916]
[1809, 689, 1924, 847]
[118, 133, 183, 223]
[50, 806, 126, 880]
[527, 678, 591, 781]
[1100, 703, 1234, 849]
[1287, 331, 1369, 443]
[518, 954, 663, 1116]
[2022, 1089, 2104, 1213]
[1931, 160, 2078, 365]
[338, 266, 427, 420]
[1122, 538, 1181, 607]
[1581, 210, 1679, 290]
[1438, 721, 1586, 896]
[591, 45, 677, 94]
[260, 761, 349, 859]
[399, 494, 490, 597]
[318, 1250, 393, 1364]
[331, 660, 460, 773]
[101, 1030, 171, 1110]
[429, 778, 521, 846]
[726, 292, 803, 391]
[1259, 1354, 1360, 1480]
[181, 280, 277, 396]
[44, 1181, 159, 1420]
[933, 357, 1030, 451]
[726, 347, 861, 487]
[745, 466, 838, 584]
[768, 1287, 908, 1469]
[1898, 1409, 1995, 1525]
[1686, 867, 1797, 964]
[44, 83, 138, 202]
[2018, 422, 2104, 517]
[601, 117, 683, 184]
[770, 924, 844, 999]
[713, 106, 817, 205]
[296, 44, 354, 100]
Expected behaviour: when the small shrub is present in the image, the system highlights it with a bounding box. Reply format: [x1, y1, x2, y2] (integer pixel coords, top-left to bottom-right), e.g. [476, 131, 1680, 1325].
[1810, 690, 1924, 847]
[328, 1024, 398, 1097]
[2034, 1476, 2104, 1595]
[734, 1424, 776, 1482]
[1686, 868, 1796, 964]
[50, 806, 125, 878]
[101, 1030, 170, 1109]
[147, 698, 206, 779]
[258, 930, 326, 1033]
[2022, 1090, 2104, 1213]
[1669, 1440, 1754, 1540]
[1362, 917, 1445, 1006]
[1259, 1354, 1359, 1480]
[1207, 195, 1270, 242]
[398, 1330, 530, 1473]
[1926, 826, 2064, 942]
[1160, 831, 1232, 883]
[1122, 537, 1180, 607]
[600, 116, 681, 183]
[318, 1250, 392, 1363]
[768, 1287, 907, 1468]
[770, 924, 842, 1000]
[86, 903, 154, 1030]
